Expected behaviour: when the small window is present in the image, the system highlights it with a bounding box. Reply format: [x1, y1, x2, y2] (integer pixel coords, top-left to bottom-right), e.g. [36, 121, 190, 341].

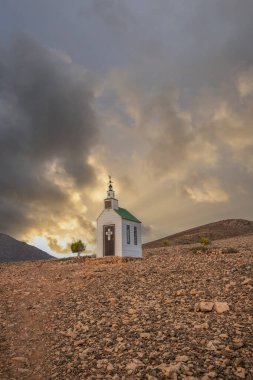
[134, 226, 137, 245]
[105, 200, 111, 209]
[126, 225, 130, 244]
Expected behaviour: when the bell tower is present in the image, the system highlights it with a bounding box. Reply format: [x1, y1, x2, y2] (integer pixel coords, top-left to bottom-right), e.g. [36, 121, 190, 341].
[104, 176, 119, 210]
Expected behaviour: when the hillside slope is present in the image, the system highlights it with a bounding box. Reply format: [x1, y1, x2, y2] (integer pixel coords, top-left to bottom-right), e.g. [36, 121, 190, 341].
[0, 233, 52, 262]
[143, 218, 253, 248]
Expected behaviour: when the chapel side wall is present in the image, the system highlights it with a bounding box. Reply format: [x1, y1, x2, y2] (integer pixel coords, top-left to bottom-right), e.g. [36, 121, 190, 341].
[122, 220, 142, 258]
[96, 209, 122, 258]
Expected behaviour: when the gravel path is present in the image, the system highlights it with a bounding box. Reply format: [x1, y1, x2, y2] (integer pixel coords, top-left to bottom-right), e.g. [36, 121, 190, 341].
[0, 236, 252, 379]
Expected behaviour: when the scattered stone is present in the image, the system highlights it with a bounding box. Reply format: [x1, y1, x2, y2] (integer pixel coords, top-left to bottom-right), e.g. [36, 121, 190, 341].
[17, 368, 30, 374]
[214, 302, 229, 314]
[96, 360, 104, 369]
[176, 289, 185, 296]
[146, 375, 157, 380]
[157, 363, 181, 376]
[234, 367, 246, 379]
[205, 371, 217, 378]
[73, 339, 85, 347]
[107, 363, 114, 371]
[194, 322, 209, 329]
[241, 278, 250, 285]
[176, 355, 189, 362]
[79, 348, 92, 359]
[65, 329, 77, 339]
[126, 359, 144, 371]
[233, 340, 244, 349]
[140, 332, 151, 338]
[206, 341, 217, 351]
[219, 333, 228, 338]
[199, 301, 214, 312]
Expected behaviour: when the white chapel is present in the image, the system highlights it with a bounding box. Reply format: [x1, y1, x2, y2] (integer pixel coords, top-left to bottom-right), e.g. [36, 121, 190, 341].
[96, 177, 142, 258]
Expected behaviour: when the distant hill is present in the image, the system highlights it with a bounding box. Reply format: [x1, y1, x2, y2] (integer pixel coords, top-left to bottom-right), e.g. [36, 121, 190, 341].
[143, 219, 253, 248]
[0, 233, 52, 263]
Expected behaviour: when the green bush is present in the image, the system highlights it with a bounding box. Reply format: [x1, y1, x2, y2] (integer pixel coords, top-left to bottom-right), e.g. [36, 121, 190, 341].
[200, 236, 211, 246]
[162, 240, 171, 247]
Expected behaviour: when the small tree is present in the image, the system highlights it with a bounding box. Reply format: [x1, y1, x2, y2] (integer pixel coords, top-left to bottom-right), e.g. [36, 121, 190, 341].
[71, 240, 86, 258]
[200, 236, 211, 246]
[162, 239, 171, 247]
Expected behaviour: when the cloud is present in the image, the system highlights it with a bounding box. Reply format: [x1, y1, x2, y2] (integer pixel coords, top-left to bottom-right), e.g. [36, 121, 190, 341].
[0, 36, 98, 246]
[46, 236, 71, 254]
[141, 224, 157, 241]
[1, 1, 253, 248]
[98, 71, 220, 184]
[184, 178, 229, 203]
[94, 59, 253, 240]
[238, 68, 253, 98]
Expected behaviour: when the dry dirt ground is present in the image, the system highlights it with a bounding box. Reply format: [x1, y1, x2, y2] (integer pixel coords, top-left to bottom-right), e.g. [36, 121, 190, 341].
[0, 235, 252, 380]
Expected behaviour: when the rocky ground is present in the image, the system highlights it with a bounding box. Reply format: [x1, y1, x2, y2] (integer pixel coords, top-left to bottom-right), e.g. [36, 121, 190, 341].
[0, 235, 252, 380]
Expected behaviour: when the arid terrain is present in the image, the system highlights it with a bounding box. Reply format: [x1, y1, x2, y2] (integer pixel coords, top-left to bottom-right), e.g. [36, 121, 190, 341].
[0, 235, 252, 379]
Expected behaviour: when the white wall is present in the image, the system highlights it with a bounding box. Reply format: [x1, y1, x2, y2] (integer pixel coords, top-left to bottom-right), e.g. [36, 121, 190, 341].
[122, 220, 142, 258]
[96, 209, 122, 258]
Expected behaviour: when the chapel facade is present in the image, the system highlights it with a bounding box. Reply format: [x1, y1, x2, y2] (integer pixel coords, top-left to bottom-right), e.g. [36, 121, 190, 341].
[96, 177, 142, 258]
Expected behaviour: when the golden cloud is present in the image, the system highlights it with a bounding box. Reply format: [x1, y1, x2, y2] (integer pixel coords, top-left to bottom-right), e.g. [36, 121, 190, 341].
[184, 178, 229, 203]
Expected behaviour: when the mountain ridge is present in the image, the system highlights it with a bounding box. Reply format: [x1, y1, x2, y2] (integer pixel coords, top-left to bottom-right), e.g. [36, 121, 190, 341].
[143, 218, 253, 248]
[0, 233, 52, 263]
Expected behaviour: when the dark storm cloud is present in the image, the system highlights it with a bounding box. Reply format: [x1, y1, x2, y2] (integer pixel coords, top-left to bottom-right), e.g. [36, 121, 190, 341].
[0, 199, 31, 235]
[162, 0, 253, 95]
[0, 36, 97, 237]
[82, 0, 131, 29]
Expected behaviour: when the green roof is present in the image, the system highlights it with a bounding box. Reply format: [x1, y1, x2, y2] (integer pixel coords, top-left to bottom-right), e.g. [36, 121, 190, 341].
[115, 207, 141, 223]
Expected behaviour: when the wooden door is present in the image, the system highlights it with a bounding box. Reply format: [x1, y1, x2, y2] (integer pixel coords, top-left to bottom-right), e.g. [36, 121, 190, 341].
[104, 225, 115, 256]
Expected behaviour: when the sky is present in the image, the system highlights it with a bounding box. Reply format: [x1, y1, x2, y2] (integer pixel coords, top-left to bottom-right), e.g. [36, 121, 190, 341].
[0, 0, 253, 254]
